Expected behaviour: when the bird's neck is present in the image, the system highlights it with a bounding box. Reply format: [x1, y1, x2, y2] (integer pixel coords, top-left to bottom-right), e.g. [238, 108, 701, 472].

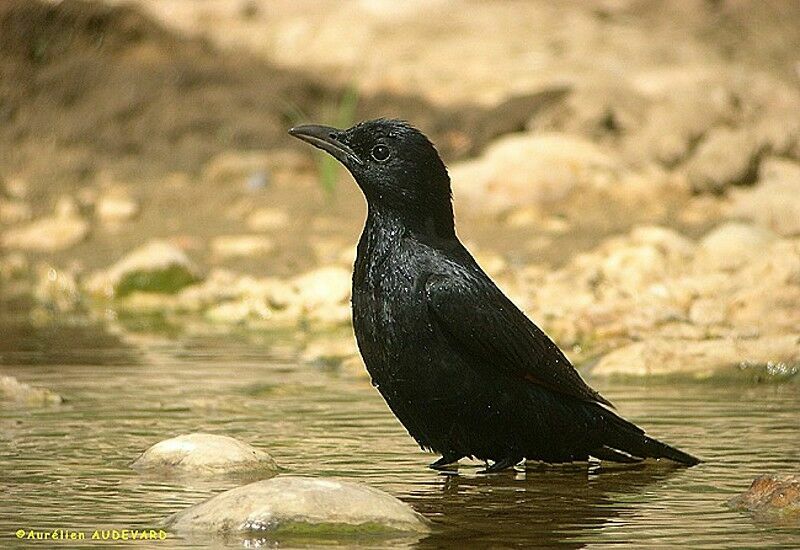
[354, 204, 457, 282]
[363, 202, 455, 244]
[356, 207, 407, 263]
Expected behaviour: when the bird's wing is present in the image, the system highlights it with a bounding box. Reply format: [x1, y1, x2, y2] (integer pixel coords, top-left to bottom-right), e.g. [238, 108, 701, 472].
[425, 272, 614, 408]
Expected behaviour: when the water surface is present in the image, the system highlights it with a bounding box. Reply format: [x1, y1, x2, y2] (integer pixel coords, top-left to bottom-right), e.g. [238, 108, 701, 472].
[1, 303, 798, 548]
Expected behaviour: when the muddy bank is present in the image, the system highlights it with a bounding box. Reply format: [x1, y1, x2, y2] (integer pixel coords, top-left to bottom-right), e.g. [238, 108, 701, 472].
[0, 0, 561, 193]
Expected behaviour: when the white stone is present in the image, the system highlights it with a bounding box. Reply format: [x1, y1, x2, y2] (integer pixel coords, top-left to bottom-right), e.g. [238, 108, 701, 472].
[166, 476, 428, 535]
[132, 433, 277, 475]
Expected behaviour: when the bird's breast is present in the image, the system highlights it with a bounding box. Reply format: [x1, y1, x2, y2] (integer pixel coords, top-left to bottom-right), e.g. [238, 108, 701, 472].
[351, 250, 434, 384]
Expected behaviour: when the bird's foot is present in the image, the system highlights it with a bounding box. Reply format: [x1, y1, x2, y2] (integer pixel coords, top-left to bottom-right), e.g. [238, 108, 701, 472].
[478, 457, 521, 474]
[428, 454, 462, 470]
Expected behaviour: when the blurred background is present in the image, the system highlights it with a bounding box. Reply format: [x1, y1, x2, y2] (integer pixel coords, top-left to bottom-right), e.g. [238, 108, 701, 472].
[1, 1, 799, 548]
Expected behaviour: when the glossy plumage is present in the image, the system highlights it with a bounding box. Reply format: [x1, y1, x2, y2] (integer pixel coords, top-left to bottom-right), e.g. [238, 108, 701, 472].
[289, 119, 699, 472]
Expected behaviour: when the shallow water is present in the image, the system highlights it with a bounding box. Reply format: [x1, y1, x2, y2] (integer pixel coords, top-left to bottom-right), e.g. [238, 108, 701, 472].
[1, 303, 798, 549]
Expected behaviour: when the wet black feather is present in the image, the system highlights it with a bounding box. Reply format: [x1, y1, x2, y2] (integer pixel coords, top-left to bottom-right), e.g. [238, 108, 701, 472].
[291, 118, 700, 470]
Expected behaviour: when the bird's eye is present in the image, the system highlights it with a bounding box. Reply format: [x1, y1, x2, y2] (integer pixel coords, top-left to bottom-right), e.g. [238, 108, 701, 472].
[371, 144, 391, 162]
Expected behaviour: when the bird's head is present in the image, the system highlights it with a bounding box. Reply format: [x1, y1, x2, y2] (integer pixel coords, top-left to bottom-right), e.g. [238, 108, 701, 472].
[289, 119, 455, 238]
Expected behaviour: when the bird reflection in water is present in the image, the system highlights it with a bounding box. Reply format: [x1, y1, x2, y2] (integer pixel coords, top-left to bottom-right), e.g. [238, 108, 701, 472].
[407, 462, 684, 548]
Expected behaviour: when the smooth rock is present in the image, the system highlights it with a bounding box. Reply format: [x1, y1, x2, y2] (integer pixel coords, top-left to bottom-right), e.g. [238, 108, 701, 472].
[694, 223, 776, 272]
[1, 212, 89, 252]
[85, 240, 201, 298]
[685, 128, 761, 193]
[1, 375, 63, 406]
[166, 476, 428, 535]
[211, 235, 274, 259]
[591, 336, 800, 379]
[727, 474, 800, 521]
[132, 433, 277, 475]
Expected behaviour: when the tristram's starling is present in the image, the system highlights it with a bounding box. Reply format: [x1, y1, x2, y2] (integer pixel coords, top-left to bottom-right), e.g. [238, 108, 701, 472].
[289, 119, 699, 472]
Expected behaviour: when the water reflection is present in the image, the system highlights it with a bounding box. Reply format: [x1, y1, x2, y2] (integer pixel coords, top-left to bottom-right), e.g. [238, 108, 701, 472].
[410, 463, 683, 548]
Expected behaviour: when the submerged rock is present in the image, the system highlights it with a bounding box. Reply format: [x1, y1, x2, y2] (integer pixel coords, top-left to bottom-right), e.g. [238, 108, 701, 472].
[591, 336, 800, 380]
[727, 475, 800, 522]
[166, 476, 428, 536]
[85, 240, 201, 298]
[132, 433, 277, 475]
[0, 375, 63, 406]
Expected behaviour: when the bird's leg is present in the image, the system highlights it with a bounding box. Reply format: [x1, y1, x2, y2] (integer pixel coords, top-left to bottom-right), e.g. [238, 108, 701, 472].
[428, 453, 463, 470]
[478, 456, 521, 474]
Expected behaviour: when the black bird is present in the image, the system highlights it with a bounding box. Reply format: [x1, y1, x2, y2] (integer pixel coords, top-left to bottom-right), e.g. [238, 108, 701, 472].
[289, 119, 699, 473]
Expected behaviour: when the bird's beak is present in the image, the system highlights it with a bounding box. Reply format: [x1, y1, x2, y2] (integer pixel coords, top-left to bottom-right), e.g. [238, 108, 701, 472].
[288, 124, 363, 166]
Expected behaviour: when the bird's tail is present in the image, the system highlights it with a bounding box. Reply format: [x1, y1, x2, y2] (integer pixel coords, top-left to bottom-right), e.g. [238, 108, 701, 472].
[596, 410, 700, 466]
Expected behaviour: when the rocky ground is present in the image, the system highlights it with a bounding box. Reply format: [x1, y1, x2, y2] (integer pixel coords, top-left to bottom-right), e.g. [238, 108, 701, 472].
[1, 0, 799, 381]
